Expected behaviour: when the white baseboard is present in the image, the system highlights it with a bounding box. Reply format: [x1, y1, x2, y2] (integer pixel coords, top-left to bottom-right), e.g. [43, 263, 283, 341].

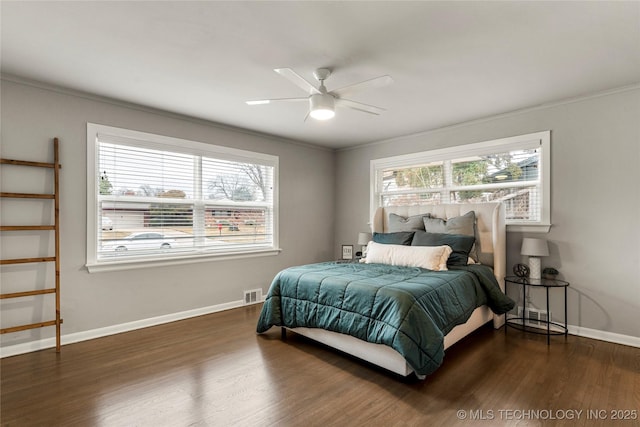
[568, 325, 640, 348]
[3, 299, 636, 358]
[0, 298, 264, 358]
[507, 314, 639, 348]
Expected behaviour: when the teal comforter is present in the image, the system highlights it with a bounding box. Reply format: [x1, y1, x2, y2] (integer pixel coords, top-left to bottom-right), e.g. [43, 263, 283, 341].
[256, 262, 514, 377]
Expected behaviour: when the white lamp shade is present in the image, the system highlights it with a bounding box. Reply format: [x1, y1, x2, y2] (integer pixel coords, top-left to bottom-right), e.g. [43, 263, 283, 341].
[358, 232, 372, 245]
[520, 238, 549, 257]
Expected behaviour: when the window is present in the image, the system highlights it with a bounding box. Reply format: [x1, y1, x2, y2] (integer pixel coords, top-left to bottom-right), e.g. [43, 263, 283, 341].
[371, 131, 550, 232]
[86, 123, 279, 272]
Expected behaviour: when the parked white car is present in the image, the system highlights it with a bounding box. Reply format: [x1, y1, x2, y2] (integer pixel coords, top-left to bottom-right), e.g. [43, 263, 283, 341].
[101, 232, 176, 252]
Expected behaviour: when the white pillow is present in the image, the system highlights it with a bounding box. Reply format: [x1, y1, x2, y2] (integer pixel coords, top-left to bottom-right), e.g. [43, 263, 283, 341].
[364, 241, 452, 271]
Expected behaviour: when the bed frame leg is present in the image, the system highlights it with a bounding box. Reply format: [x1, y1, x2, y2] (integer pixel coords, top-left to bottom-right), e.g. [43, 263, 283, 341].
[281, 327, 287, 340]
[493, 314, 505, 329]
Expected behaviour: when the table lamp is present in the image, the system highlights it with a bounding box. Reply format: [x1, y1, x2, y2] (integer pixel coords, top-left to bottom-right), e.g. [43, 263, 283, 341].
[521, 238, 549, 280]
[358, 232, 372, 258]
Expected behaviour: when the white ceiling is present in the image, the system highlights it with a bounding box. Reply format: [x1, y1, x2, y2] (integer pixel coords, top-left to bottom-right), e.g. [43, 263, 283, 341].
[2, 1, 639, 149]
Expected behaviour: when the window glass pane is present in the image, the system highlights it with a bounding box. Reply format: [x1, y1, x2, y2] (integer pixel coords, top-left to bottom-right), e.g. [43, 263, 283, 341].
[202, 158, 272, 203]
[98, 201, 195, 259]
[373, 132, 548, 227]
[93, 130, 277, 265]
[382, 162, 443, 192]
[205, 207, 271, 245]
[450, 185, 540, 221]
[452, 149, 539, 187]
[99, 143, 195, 198]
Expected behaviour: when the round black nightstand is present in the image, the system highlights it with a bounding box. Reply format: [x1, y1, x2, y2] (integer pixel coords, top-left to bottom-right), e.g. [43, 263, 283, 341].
[505, 276, 569, 344]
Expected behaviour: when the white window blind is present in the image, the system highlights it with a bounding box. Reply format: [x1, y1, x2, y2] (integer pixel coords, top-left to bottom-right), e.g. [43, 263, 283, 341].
[87, 124, 279, 271]
[372, 131, 550, 231]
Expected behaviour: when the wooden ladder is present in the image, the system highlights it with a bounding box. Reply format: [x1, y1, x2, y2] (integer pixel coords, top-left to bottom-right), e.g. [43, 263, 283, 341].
[0, 138, 63, 352]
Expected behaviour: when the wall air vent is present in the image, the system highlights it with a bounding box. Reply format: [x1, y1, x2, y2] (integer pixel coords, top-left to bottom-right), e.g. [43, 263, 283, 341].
[513, 306, 551, 328]
[244, 289, 263, 305]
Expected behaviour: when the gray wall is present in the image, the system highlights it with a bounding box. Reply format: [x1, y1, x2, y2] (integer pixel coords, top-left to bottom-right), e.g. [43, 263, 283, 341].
[335, 87, 640, 339]
[0, 78, 335, 347]
[2, 76, 638, 351]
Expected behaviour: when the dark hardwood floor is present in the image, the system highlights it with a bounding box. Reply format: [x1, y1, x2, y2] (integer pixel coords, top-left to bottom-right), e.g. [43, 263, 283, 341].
[2, 304, 639, 426]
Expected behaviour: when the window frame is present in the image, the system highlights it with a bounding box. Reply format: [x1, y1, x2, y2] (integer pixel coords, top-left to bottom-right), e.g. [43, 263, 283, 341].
[370, 131, 551, 233]
[86, 123, 280, 273]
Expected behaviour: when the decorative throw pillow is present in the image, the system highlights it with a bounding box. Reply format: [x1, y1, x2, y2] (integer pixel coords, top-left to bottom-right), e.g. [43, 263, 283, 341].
[411, 231, 475, 266]
[364, 241, 451, 271]
[387, 213, 430, 232]
[423, 211, 478, 261]
[373, 231, 415, 245]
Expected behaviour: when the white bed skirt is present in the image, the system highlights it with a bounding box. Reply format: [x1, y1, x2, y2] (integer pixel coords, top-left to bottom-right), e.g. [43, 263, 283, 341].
[286, 305, 496, 379]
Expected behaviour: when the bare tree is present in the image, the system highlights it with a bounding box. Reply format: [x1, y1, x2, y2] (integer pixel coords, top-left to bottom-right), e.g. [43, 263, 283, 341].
[241, 164, 268, 201]
[208, 175, 254, 201]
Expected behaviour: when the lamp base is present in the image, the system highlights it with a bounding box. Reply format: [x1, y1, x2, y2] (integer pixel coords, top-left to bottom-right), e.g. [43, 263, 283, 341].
[529, 257, 542, 279]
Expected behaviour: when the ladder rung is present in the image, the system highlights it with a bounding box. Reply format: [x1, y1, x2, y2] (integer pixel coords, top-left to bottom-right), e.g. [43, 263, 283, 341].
[0, 192, 55, 199]
[0, 257, 56, 265]
[0, 288, 57, 299]
[0, 158, 56, 168]
[1, 319, 62, 334]
[0, 225, 56, 231]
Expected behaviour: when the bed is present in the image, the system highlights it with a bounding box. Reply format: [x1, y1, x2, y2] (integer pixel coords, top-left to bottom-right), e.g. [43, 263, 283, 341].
[257, 203, 513, 379]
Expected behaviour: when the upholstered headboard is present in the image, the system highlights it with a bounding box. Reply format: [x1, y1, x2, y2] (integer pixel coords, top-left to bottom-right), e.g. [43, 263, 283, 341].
[372, 203, 506, 288]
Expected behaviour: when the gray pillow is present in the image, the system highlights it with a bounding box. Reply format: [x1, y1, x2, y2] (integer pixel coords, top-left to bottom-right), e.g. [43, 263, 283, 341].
[411, 231, 475, 266]
[373, 231, 415, 245]
[388, 213, 429, 232]
[423, 211, 478, 261]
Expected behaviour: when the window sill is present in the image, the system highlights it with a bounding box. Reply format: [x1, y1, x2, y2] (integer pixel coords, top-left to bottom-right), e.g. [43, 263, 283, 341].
[86, 248, 282, 273]
[507, 223, 551, 233]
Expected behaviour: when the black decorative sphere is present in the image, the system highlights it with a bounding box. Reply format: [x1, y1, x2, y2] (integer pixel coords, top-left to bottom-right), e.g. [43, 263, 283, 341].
[513, 263, 530, 278]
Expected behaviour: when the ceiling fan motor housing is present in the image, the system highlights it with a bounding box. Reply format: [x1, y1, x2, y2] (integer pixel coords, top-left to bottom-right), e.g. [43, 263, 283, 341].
[313, 68, 331, 82]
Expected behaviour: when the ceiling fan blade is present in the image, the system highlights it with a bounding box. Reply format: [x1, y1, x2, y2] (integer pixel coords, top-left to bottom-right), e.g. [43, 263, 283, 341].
[332, 75, 393, 98]
[274, 68, 320, 95]
[246, 97, 308, 105]
[336, 98, 386, 115]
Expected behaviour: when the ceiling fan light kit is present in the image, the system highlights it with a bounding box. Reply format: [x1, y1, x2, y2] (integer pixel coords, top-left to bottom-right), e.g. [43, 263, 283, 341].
[309, 93, 335, 120]
[246, 67, 392, 121]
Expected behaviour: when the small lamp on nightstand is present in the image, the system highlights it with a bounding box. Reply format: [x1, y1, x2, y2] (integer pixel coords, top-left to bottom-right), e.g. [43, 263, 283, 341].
[358, 232, 372, 258]
[521, 238, 549, 280]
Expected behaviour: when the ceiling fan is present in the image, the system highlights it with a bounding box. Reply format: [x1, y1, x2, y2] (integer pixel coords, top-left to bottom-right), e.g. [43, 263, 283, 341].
[246, 68, 393, 121]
